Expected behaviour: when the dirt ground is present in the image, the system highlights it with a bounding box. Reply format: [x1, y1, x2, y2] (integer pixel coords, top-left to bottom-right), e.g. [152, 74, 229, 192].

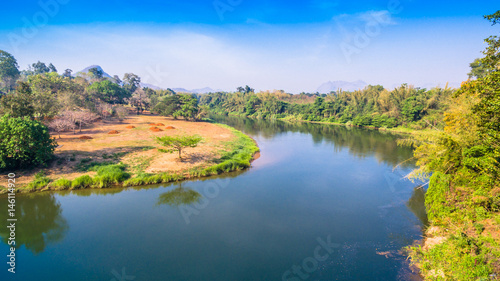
[12, 114, 236, 186]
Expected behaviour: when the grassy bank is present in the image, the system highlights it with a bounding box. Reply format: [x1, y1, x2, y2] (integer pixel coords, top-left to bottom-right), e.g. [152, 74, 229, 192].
[1, 124, 259, 193]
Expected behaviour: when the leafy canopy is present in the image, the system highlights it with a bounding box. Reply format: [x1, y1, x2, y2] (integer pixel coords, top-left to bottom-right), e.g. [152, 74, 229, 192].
[0, 115, 57, 170]
[156, 134, 203, 159]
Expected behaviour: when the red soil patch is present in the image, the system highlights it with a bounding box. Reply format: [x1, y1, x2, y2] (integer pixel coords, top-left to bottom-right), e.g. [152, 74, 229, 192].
[125, 126, 136, 129]
[108, 130, 120, 134]
[156, 123, 165, 126]
[79, 136, 93, 139]
[148, 123, 157, 125]
[165, 126, 175, 129]
[149, 127, 163, 132]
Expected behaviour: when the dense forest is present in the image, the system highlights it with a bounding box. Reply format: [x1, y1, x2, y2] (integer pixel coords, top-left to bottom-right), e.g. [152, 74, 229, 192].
[199, 84, 453, 129]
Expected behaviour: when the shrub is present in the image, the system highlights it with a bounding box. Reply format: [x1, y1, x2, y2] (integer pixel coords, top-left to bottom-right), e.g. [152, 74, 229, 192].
[92, 164, 130, 188]
[27, 171, 51, 190]
[52, 178, 72, 190]
[71, 175, 93, 189]
[0, 115, 57, 170]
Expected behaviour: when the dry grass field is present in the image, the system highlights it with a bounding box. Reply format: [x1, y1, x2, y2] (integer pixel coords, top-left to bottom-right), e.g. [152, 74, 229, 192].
[12, 114, 237, 187]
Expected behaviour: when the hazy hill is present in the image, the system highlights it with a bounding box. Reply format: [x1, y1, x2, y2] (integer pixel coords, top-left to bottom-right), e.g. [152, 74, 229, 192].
[317, 80, 367, 93]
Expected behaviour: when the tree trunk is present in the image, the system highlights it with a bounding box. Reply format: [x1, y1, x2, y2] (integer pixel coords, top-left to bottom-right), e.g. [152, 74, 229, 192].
[178, 149, 182, 160]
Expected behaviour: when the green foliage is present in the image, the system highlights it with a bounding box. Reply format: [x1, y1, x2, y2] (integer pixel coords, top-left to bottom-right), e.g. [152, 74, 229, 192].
[0, 115, 57, 170]
[192, 124, 259, 177]
[154, 93, 200, 120]
[408, 14, 500, 278]
[51, 178, 72, 190]
[156, 134, 203, 159]
[87, 80, 129, 104]
[410, 232, 496, 280]
[27, 171, 51, 190]
[0, 82, 35, 117]
[71, 175, 93, 189]
[92, 163, 130, 188]
[0, 50, 20, 91]
[199, 84, 453, 129]
[75, 159, 115, 172]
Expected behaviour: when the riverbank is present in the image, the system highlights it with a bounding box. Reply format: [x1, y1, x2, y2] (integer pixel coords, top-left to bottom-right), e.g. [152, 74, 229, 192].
[0, 116, 259, 194]
[407, 172, 500, 280]
[277, 115, 437, 136]
[217, 112, 436, 136]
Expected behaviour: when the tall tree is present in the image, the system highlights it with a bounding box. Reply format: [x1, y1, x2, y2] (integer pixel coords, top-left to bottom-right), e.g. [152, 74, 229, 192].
[62, 69, 73, 78]
[480, 10, 500, 71]
[123, 73, 141, 94]
[88, 67, 103, 80]
[31, 61, 51, 75]
[0, 50, 20, 91]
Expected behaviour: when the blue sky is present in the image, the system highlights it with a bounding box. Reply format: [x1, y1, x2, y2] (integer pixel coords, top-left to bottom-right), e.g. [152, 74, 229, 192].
[0, 0, 498, 92]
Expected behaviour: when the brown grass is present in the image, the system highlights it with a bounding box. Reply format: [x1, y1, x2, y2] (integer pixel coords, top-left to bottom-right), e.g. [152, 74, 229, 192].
[108, 130, 120, 134]
[8, 114, 238, 187]
[79, 136, 93, 139]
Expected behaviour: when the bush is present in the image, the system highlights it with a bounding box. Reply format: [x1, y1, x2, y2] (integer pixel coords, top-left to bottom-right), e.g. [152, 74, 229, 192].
[52, 178, 72, 190]
[0, 114, 57, 170]
[27, 171, 51, 190]
[71, 175, 93, 189]
[92, 164, 130, 188]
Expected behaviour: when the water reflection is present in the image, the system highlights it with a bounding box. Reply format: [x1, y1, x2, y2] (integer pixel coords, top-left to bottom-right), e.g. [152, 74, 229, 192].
[0, 193, 68, 255]
[211, 115, 415, 168]
[157, 186, 202, 207]
[406, 186, 428, 227]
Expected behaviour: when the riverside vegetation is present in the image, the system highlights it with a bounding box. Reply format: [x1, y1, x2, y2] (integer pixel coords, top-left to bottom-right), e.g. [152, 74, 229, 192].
[406, 12, 500, 281]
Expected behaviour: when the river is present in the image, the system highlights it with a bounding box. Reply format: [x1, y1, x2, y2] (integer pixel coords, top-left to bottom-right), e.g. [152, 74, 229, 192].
[0, 116, 426, 280]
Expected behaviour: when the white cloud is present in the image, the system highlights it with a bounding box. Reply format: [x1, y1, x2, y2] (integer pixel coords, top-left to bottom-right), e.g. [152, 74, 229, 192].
[0, 18, 489, 93]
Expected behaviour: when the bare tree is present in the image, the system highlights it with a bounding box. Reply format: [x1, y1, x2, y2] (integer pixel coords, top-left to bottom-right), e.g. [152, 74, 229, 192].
[129, 88, 150, 114]
[96, 102, 113, 120]
[74, 111, 99, 132]
[49, 118, 74, 138]
[113, 105, 129, 121]
[61, 110, 77, 134]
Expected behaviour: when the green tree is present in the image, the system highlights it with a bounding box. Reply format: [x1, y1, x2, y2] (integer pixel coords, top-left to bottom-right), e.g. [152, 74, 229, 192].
[62, 69, 73, 78]
[0, 50, 20, 91]
[0, 82, 35, 117]
[123, 73, 141, 94]
[87, 80, 128, 104]
[88, 67, 103, 81]
[479, 11, 500, 72]
[156, 134, 203, 160]
[468, 58, 492, 79]
[31, 61, 51, 75]
[0, 115, 57, 170]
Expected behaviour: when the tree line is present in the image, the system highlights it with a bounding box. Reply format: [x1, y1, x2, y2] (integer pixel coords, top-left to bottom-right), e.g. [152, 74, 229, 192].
[199, 83, 453, 130]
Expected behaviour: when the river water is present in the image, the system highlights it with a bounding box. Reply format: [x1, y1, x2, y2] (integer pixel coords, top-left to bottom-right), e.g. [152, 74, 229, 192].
[0, 117, 426, 280]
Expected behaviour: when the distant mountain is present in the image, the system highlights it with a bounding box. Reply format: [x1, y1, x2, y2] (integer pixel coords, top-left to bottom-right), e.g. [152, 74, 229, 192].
[76, 65, 223, 92]
[76, 65, 112, 78]
[317, 80, 367, 93]
[172, 87, 220, 94]
[140, 83, 162, 90]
